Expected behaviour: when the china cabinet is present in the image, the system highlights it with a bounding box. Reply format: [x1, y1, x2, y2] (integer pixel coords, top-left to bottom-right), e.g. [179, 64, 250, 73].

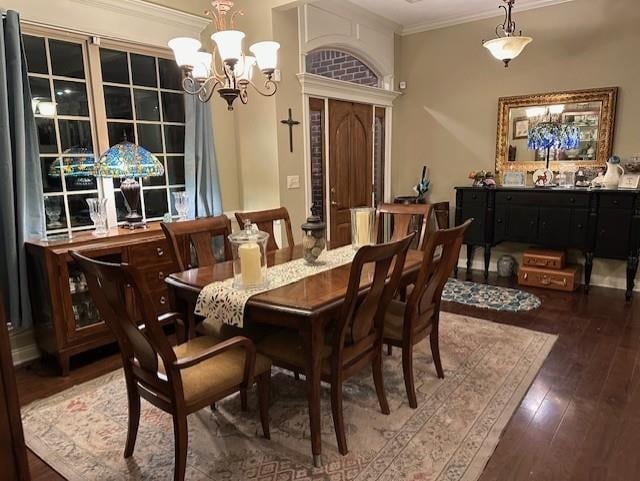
[26, 224, 183, 375]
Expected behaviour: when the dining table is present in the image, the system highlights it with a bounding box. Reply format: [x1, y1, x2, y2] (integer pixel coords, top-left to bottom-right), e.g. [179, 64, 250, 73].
[165, 244, 424, 466]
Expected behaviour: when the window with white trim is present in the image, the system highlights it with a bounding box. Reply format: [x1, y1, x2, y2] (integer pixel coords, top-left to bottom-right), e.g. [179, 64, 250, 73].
[23, 30, 186, 236]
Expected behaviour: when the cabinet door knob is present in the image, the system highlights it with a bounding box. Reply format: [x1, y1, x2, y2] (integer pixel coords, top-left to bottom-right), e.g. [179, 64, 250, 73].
[613, 200, 619, 205]
[577, 224, 583, 229]
[159, 296, 167, 305]
[471, 194, 477, 200]
[497, 218, 503, 224]
[158, 271, 165, 280]
[569, 197, 575, 203]
[506, 195, 512, 201]
[156, 247, 164, 257]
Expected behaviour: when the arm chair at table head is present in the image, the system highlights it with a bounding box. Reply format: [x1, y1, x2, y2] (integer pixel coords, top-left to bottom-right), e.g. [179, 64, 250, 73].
[374, 203, 434, 251]
[161, 215, 233, 272]
[69, 251, 272, 481]
[235, 207, 294, 252]
[383, 219, 473, 409]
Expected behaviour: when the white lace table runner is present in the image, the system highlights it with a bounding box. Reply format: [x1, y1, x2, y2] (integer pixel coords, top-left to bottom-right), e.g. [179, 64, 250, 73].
[194, 246, 357, 330]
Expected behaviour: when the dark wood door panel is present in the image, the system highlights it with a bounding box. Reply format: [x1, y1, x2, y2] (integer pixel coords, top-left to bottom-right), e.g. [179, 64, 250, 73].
[595, 209, 631, 259]
[505, 205, 539, 243]
[329, 99, 373, 248]
[539, 207, 572, 247]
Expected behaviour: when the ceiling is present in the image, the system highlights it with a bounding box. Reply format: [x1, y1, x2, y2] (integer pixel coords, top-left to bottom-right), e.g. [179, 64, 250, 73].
[346, 0, 573, 35]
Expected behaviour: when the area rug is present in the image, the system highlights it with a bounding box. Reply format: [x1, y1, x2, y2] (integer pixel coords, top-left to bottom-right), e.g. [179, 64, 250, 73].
[442, 279, 541, 312]
[22, 313, 555, 481]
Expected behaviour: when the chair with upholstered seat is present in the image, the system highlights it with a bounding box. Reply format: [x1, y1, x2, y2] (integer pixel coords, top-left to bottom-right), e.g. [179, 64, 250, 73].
[383, 220, 472, 409]
[258, 234, 414, 455]
[70, 251, 272, 481]
[235, 207, 294, 252]
[374, 203, 434, 251]
[161, 215, 233, 271]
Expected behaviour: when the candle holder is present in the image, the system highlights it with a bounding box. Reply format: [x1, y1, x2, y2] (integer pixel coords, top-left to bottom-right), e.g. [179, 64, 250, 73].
[351, 207, 375, 249]
[301, 205, 326, 264]
[228, 221, 269, 289]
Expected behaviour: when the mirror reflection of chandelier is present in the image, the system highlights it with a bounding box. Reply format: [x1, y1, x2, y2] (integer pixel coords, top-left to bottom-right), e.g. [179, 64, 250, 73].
[482, 0, 532, 67]
[168, 0, 280, 110]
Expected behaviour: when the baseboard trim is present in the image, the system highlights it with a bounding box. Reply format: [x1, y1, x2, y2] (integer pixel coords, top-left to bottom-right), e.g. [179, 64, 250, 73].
[458, 255, 639, 293]
[9, 328, 41, 366]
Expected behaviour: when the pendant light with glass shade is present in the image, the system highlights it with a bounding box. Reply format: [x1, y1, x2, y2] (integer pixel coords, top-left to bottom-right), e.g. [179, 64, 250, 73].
[169, 1, 280, 110]
[482, 0, 532, 67]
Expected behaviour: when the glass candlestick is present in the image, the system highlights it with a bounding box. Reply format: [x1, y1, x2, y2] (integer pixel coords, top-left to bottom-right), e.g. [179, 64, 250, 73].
[351, 207, 375, 249]
[172, 191, 189, 220]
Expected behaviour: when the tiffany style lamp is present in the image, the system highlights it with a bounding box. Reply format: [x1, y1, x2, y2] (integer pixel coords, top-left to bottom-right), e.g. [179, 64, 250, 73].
[528, 122, 581, 169]
[96, 140, 165, 228]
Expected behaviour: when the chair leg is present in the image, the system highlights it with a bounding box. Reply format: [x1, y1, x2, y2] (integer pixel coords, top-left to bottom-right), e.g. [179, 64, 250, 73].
[402, 344, 418, 409]
[172, 414, 189, 481]
[256, 372, 271, 439]
[210, 402, 217, 411]
[372, 352, 390, 415]
[124, 384, 140, 458]
[430, 324, 444, 379]
[330, 376, 348, 455]
[294, 371, 300, 381]
[387, 344, 393, 356]
[240, 388, 248, 411]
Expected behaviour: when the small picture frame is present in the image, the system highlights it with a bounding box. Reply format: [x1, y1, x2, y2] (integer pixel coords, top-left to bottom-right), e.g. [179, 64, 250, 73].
[618, 174, 640, 189]
[502, 171, 526, 187]
[512, 118, 529, 139]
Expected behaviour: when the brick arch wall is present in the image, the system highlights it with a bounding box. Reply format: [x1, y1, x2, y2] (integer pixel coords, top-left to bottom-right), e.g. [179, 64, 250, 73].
[305, 49, 380, 87]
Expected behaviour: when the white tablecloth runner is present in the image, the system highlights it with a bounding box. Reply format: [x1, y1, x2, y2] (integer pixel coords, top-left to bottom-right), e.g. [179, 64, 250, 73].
[194, 246, 357, 330]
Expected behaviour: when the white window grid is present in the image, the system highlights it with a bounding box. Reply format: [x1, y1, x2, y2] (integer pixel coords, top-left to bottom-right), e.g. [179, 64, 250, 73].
[26, 30, 187, 237]
[30, 35, 101, 236]
[101, 47, 186, 225]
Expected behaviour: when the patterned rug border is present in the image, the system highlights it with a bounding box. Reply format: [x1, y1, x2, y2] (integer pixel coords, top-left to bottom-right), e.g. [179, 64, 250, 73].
[22, 314, 557, 481]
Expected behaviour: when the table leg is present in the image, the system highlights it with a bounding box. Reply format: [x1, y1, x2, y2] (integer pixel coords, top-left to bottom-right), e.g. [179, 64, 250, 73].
[302, 317, 324, 467]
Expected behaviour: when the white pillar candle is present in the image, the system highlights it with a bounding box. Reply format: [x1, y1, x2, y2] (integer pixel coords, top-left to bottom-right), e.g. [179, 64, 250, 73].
[239, 242, 262, 286]
[355, 210, 371, 246]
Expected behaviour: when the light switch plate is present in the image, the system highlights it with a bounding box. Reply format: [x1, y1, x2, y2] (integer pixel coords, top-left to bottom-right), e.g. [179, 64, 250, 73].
[287, 175, 300, 189]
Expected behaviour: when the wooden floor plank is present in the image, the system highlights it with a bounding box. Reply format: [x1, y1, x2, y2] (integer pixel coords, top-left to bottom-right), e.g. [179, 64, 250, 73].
[16, 269, 640, 481]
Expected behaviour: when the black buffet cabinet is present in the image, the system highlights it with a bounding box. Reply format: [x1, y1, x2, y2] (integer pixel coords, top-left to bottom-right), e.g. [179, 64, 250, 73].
[455, 186, 640, 299]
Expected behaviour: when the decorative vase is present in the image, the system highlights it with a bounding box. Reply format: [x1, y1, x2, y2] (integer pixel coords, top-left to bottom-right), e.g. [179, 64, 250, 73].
[497, 255, 517, 278]
[603, 156, 624, 188]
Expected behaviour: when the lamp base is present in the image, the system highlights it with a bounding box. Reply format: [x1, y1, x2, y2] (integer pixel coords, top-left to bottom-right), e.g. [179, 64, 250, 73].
[120, 178, 145, 229]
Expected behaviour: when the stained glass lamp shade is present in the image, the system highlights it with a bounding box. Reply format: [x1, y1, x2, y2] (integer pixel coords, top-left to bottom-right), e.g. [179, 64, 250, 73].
[48, 147, 97, 189]
[528, 122, 581, 168]
[96, 141, 165, 227]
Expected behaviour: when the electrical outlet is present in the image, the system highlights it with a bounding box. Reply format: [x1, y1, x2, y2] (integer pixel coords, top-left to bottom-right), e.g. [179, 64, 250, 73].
[287, 175, 300, 189]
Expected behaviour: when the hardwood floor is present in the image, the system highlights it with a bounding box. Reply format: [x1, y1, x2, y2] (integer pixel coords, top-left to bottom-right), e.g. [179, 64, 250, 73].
[15, 270, 640, 480]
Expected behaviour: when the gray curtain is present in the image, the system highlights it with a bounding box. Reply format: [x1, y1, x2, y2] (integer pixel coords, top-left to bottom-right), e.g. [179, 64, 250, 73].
[0, 11, 45, 328]
[184, 96, 223, 218]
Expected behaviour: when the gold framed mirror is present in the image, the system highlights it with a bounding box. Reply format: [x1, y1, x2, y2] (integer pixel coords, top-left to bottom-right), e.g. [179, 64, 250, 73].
[495, 87, 618, 174]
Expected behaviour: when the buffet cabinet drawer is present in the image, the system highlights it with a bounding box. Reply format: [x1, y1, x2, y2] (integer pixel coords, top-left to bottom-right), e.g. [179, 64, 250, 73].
[128, 240, 171, 265]
[496, 191, 590, 208]
[598, 193, 634, 210]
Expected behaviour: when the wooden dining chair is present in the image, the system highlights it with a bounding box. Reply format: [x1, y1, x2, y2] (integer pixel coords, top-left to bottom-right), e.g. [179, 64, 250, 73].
[69, 251, 272, 481]
[258, 234, 415, 455]
[161, 215, 233, 271]
[374, 203, 434, 251]
[235, 207, 295, 252]
[383, 219, 472, 409]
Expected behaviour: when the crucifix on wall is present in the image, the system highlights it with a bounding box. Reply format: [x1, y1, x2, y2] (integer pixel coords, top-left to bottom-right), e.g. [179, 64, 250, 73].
[280, 108, 300, 153]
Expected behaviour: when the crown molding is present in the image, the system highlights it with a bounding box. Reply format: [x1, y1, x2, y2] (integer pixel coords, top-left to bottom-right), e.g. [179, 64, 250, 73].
[12, 0, 210, 48]
[400, 0, 574, 36]
[69, 0, 209, 33]
[298, 73, 401, 107]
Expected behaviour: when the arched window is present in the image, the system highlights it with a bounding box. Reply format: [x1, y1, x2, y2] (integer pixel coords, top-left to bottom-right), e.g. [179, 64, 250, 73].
[305, 49, 380, 87]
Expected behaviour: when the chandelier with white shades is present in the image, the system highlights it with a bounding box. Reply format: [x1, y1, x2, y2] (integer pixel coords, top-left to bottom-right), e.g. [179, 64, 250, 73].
[168, 0, 280, 110]
[482, 0, 533, 67]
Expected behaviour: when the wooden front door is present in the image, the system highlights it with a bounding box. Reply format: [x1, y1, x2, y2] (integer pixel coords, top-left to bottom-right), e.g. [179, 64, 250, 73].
[328, 100, 373, 247]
